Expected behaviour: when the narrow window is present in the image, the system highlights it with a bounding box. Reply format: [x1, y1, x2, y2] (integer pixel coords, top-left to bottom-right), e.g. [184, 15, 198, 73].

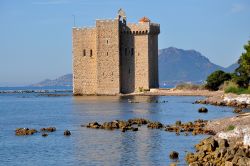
[107, 52, 108, 56]
[107, 40, 109, 44]
[131, 48, 134, 56]
[83, 49, 86, 56]
[128, 68, 130, 74]
[125, 48, 127, 56]
[90, 49, 93, 57]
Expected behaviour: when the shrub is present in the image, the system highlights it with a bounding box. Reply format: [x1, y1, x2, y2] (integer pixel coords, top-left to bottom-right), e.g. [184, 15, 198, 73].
[138, 87, 144, 92]
[205, 70, 232, 91]
[226, 125, 235, 131]
[224, 81, 250, 94]
[175, 83, 205, 90]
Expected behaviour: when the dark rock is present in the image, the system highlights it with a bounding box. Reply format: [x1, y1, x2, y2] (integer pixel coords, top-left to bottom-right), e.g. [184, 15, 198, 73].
[233, 108, 242, 114]
[175, 120, 182, 126]
[42, 133, 48, 137]
[147, 121, 163, 129]
[64, 130, 71, 136]
[198, 107, 208, 113]
[169, 151, 179, 159]
[218, 139, 229, 148]
[128, 118, 150, 125]
[15, 128, 37, 136]
[40, 127, 56, 132]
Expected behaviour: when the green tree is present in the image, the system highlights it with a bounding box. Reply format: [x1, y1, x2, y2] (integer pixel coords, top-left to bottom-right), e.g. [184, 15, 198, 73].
[205, 70, 232, 90]
[234, 41, 250, 88]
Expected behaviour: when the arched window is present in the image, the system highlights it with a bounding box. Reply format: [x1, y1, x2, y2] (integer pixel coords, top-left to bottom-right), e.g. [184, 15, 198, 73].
[83, 49, 86, 56]
[90, 49, 93, 57]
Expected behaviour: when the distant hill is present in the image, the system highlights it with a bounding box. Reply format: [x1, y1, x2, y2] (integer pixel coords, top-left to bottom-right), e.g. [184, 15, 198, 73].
[224, 63, 239, 73]
[30, 74, 72, 87]
[159, 47, 238, 86]
[31, 47, 238, 87]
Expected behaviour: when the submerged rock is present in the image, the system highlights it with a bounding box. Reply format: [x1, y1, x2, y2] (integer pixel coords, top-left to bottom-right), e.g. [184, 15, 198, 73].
[128, 118, 150, 125]
[42, 133, 48, 137]
[233, 108, 242, 114]
[64, 130, 71, 136]
[147, 121, 163, 129]
[85, 122, 102, 129]
[15, 128, 37, 136]
[198, 107, 208, 113]
[40, 127, 56, 132]
[169, 151, 179, 159]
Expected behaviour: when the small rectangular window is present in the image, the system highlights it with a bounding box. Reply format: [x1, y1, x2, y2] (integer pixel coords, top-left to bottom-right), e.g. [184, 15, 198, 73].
[131, 48, 134, 56]
[83, 49, 86, 56]
[90, 49, 93, 57]
[125, 48, 127, 56]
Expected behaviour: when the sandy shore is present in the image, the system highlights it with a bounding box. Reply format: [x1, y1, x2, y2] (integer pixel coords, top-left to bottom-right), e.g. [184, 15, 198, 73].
[125, 88, 224, 97]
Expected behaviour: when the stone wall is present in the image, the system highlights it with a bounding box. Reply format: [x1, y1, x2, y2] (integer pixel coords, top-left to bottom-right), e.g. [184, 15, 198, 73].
[96, 19, 120, 95]
[72, 28, 97, 95]
[148, 33, 159, 88]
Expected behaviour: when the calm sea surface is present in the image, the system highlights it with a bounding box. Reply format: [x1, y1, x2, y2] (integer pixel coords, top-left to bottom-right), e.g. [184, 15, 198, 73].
[0, 88, 242, 165]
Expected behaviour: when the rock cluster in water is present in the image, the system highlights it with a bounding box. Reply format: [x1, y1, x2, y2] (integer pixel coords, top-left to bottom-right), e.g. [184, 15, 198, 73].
[83, 118, 213, 136]
[185, 137, 250, 165]
[83, 118, 150, 132]
[15, 127, 70, 136]
[195, 100, 249, 109]
[15, 128, 37, 136]
[165, 119, 214, 136]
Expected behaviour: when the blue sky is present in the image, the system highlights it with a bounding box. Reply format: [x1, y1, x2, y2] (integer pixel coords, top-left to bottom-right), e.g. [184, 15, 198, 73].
[0, 0, 250, 86]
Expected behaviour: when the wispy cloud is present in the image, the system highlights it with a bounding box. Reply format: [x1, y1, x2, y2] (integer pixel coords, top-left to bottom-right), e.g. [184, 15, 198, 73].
[231, 3, 246, 13]
[32, 0, 70, 5]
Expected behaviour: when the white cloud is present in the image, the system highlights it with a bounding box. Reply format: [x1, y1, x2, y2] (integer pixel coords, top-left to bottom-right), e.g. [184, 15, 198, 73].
[231, 3, 246, 13]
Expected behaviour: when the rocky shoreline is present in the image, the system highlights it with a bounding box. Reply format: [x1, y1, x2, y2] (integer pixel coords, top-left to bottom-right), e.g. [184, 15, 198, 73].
[195, 93, 250, 109]
[185, 113, 250, 165]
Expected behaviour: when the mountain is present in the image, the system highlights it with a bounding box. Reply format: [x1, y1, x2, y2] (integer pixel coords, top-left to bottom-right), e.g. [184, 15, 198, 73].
[31, 47, 238, 87]
[159, 47, 238, 87]
[30, 74, 72, 87]
[224, 63, 239, 73]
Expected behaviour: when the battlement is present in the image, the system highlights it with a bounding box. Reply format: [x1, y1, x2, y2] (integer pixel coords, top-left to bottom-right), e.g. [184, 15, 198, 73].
[96, 18, 117, 22]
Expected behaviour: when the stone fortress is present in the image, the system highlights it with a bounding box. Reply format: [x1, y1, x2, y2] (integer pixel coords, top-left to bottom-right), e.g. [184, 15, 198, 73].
[72, 9, 160, 95]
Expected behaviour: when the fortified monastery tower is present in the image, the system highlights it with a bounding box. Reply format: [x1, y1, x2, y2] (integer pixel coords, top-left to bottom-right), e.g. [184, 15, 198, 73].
[72, 9, 160, 95]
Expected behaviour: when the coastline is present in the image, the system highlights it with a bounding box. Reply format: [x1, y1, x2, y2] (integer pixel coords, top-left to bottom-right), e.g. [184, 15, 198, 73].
[123, 88, 224, 97]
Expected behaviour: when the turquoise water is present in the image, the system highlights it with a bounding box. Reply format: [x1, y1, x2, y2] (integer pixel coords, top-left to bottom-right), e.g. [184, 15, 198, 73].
[0, 91, 237, 165]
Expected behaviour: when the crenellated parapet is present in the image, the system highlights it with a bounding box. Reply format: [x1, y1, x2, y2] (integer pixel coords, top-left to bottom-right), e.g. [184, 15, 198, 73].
[120, 22, 159, 35]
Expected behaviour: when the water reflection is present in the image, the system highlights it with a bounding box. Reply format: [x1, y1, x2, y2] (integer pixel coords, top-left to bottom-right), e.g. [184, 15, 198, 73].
[0, 94, 237, 165]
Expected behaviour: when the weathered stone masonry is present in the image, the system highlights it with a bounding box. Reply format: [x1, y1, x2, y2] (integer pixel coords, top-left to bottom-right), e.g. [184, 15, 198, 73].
[72, 9, 160, 95]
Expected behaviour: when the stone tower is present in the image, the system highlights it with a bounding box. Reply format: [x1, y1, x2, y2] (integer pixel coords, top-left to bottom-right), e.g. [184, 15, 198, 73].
[72, 9, 160, 95]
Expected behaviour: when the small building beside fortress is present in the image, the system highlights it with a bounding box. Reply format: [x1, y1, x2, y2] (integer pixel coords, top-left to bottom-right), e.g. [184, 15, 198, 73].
[72, 9, 160, 95]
